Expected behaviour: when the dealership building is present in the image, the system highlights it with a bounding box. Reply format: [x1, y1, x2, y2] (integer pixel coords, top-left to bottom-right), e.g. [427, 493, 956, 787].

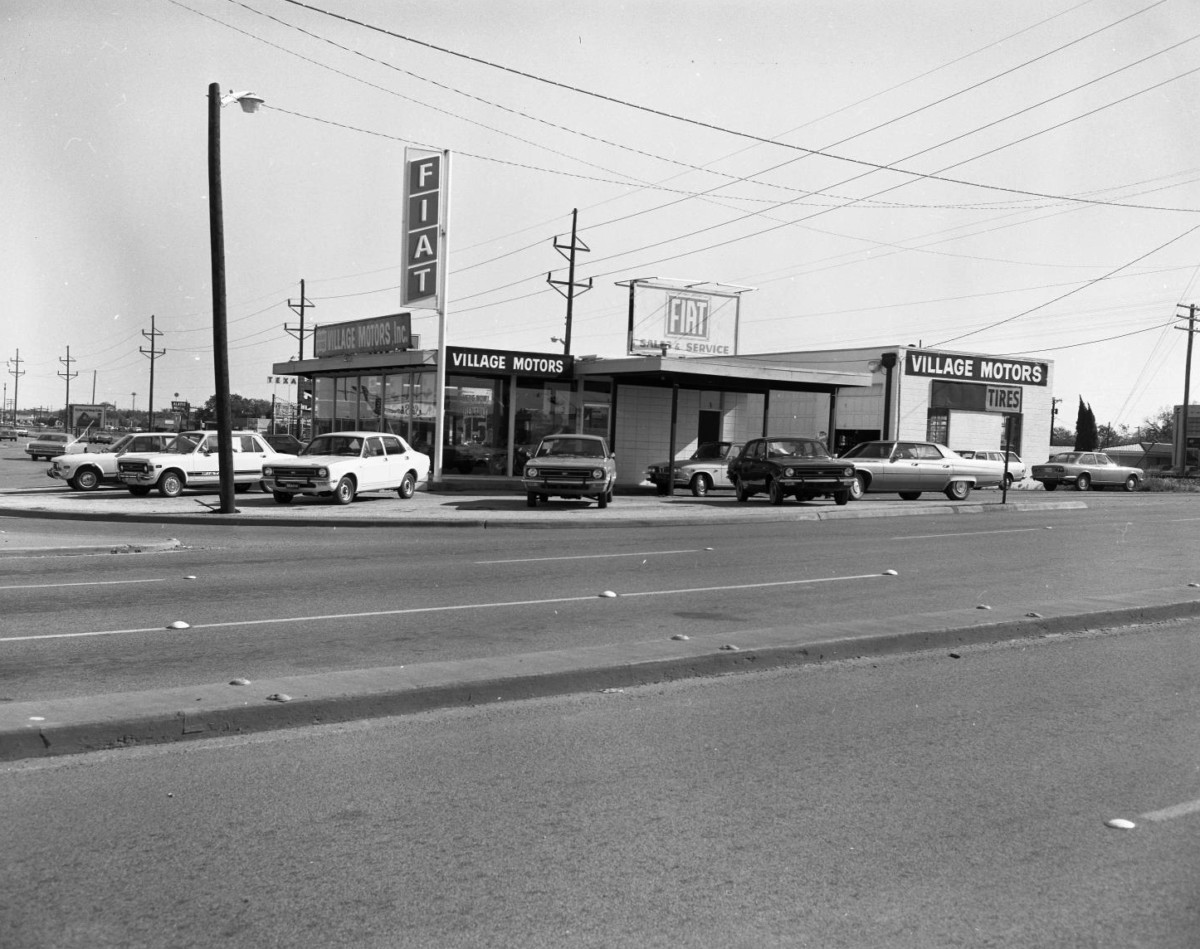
[270, 310, 1055, 491]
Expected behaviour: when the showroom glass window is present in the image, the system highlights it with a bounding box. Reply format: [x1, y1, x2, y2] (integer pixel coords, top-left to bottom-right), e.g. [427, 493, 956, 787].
[444, 376, 508, 476]
[313, 376, 335, 436]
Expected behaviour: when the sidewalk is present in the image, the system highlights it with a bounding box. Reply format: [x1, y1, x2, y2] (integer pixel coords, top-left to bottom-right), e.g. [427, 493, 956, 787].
[0, 481, 1086, 534]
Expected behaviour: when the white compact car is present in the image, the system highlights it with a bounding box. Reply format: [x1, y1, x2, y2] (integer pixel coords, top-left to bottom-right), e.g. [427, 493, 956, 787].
[261, 431, 430, 505]
[49, 432, 176, 490]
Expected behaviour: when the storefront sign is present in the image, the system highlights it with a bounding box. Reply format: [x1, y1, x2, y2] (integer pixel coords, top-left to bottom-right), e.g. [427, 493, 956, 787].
[905, 350, 1047, 386]
[985, 386, 1023, 412]
[402, 149, 444, 308]
[314, 313, 412, 358]
[447, 346, 569, 378]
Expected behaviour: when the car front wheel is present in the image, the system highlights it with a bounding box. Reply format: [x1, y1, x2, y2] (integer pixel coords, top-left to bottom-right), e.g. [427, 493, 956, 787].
[1042, 481, 1058, 492]
[158, 471, 184, 498]
[272, 491, 294, 504]
[1123, 475, 1139, 492]
[398, 472, 417, 499]
[944, 480, 971, 501]
[332, 476, 356, 505]
[526, 491, 538, 507]
[690, 473, 711, 497]
[734, 478, 750, 502]
[768, 479, 786, 505]
[597, 492, 608, 509]
[1076, 473, 1091, 491]
[849, 473, 867, 500]
[71, 469, 100, 491]
[1003, 473, 1014, 489]
[834, 489, 850, 506]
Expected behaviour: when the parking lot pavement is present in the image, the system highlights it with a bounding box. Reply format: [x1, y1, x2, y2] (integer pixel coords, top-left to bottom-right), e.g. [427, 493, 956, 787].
[0, 482, 1086, 531]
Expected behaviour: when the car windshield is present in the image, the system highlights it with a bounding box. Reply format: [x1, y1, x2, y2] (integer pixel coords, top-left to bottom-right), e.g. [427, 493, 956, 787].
[841, 442, 892, 459]
[302, 435, 363, 457]
[690, 442, 731, 460]
[166, 434, 204, 454]
[535, 437, 604, 458]
[39, 435, 69, 443]
[765, 439, 830, 458]
[1047, 452, 1083, 463]
[109, 435, 135, 452]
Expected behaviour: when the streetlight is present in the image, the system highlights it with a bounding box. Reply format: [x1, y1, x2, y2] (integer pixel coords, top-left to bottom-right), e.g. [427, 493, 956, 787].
[208, 83, 263, 514]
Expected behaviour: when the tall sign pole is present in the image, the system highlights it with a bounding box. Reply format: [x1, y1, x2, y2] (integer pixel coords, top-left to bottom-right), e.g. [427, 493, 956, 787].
[402, 147, 450, 485]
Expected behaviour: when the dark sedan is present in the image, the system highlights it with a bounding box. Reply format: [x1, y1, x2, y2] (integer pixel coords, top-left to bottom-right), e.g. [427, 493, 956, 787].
[726, 436, 855, 505]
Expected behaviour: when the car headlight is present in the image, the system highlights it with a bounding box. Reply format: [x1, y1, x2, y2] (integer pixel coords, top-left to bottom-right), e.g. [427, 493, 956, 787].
[843, 466, 854, 477]
[591, 468, 604, 479]
[783, 466, 795, 477]
[263, 466, 273, 476]
[317, 467, 328, 478]
[526, 466, 539, 478]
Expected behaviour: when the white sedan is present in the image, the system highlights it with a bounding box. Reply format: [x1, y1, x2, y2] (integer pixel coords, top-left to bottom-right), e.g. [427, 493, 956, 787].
[262, 431, 430, 504]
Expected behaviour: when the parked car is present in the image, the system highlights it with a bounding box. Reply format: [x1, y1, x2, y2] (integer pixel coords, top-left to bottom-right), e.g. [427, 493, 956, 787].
[726, 436, 855, 505]
[522, 433, 617, 508]
[645, 441, 739, 496]
[1030, 452, 1143, 492]
[87, 431, 116, 445]
[118, 430, 286, 497]
[261, 431, 430, 504]
[955, 449, 1027, 488]
[0, 428, 17, 441]
[48, 432, 176, 490]
[25, 432, 85, 461]
[840, 440, 994, 500]
[263, 433, 305, 454]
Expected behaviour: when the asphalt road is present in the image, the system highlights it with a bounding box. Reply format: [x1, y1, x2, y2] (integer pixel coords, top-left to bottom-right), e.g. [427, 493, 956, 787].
[2, 498, 1197, 702]
[5, 618, 1200, 949]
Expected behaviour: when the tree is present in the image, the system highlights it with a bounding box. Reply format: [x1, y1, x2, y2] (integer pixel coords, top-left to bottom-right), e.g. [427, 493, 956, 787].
[1138, 406, 1175, 443]
[1074, 398, 1098, 451]
[1051, 426, 1075, 446]
[194, 394, 272, 426]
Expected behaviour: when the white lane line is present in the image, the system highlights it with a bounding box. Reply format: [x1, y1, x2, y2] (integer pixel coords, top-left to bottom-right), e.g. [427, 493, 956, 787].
[476, 548, 703, 564]
[1139, 798, 1200, 823]
[896, 528, 1047, 541]
[0, 578, 169, 591]
[0, 571, 886, 643]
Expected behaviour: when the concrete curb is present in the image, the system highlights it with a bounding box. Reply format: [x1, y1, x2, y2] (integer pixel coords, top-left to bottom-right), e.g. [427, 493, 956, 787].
[4, 584, 1196, 761]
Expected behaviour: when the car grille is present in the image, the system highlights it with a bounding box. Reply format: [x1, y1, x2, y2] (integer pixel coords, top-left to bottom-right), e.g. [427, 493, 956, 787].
[118, 460, 151, 474]
[784, 465, 849, 479]
[269, 465, 323, 480]
[529, 466, 593, 481]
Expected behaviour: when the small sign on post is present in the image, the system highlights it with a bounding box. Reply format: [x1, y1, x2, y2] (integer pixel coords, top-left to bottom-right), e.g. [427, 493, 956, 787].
[985, 386, 1022, 413]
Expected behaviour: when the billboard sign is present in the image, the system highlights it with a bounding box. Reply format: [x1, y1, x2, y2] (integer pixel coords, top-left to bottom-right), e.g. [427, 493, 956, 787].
[904, 350, 1048, 386]
[402, 149, 445, 309]
[623, 279, 748, 357]
[68, 403, 106, 432]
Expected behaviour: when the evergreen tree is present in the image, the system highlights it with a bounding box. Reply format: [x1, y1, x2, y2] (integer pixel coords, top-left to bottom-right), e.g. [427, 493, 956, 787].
[1074, 398, 1098, 451]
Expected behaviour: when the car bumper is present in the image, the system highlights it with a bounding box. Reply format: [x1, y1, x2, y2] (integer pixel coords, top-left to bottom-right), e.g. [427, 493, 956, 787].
[119, 472, 159, 486]
[263, 477, 337, 495]
[47, 469, 70, 481]
[522, 477, 610, 496]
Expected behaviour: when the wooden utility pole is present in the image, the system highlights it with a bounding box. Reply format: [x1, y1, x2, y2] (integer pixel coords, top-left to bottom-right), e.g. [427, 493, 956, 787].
[140, 314, 165, 431]
[1176, 304, 1198, 472]
[546, 209, 593, 356]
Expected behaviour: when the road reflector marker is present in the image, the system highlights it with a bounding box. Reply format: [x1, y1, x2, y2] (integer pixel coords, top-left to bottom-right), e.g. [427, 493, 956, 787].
[1105, 818, 1136, 830]
[167, 620, 190, 629]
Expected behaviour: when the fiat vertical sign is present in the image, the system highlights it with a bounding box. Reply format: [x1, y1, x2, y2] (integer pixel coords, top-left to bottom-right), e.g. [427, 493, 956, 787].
[402, 148, 444, 309]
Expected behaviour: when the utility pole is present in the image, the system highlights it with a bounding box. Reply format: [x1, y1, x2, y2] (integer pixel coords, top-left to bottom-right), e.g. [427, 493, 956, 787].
[6, 349, 22, 426]
[1175, 304, 1198, 472]
[285, 279, 316, 360]
[546, 209, 593, 356]
[1050, 397, 1062, 443]
[141, 314, 166, 431]
[58, 346, 78, 429]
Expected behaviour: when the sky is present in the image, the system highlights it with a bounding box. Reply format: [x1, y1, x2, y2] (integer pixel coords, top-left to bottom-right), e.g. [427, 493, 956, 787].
[5, 0, 1200, 431]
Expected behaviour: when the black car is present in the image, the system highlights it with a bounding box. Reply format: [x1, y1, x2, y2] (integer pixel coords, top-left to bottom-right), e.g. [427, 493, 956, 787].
[727, 436, 856, 505]
[263, 433, 305, 454]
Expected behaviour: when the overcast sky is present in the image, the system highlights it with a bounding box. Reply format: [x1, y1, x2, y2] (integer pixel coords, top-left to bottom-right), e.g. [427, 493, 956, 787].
[6, 0, 1200, 431]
